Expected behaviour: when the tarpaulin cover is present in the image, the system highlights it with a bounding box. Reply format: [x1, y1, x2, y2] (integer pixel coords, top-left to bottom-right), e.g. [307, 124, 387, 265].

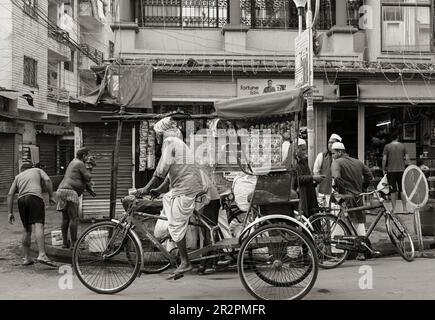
[73, 64, 153, 108]
[214, 88, 303, 120]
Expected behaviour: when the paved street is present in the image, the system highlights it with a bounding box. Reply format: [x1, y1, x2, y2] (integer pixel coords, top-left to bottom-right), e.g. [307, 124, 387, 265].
[1, 248, 435, 300]
[2, 200, 435, 300]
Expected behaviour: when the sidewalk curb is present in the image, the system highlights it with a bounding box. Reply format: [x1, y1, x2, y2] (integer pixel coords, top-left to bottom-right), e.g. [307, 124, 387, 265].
[25, 235, 435, 264]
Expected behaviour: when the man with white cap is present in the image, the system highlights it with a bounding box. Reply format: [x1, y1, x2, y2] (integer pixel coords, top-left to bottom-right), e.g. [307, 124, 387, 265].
[295, 138, 324, 217]
[330, 142, 373, 260]
[134, 117, 220, 276]
[313, 133, 342, 210]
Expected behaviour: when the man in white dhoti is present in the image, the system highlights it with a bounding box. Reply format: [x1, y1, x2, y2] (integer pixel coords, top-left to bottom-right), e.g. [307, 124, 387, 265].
[135, 117, 219, 275]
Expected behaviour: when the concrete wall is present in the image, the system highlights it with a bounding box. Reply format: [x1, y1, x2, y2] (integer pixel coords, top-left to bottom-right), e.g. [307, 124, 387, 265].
[0, 0, 13, 89]
[246, 30, 296, 54]
[12, 0, 49, 113]
[135, 29, 224, 53]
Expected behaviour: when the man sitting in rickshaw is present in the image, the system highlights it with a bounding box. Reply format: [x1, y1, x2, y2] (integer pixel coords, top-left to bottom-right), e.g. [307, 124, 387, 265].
[134, 117, 220, 276]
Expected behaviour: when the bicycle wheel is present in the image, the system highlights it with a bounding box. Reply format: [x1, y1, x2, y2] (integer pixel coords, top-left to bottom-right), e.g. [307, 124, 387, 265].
[237, 223, 318, 300]
[385, 213, 415, 262]
[73, 221, 141, 294]
[309, 214, 350, 269]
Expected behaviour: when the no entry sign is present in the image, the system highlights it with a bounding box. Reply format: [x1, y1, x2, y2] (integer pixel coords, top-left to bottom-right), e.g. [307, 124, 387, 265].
[402, 165, 429, 209]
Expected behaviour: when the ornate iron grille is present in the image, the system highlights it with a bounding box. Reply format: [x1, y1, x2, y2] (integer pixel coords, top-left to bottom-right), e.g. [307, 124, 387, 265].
[136, 0, 229, 28]
[241, 0, 335, 30]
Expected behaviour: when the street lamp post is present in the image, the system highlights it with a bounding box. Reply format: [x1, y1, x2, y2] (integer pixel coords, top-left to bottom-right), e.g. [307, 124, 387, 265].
[293, 0, 317, 169]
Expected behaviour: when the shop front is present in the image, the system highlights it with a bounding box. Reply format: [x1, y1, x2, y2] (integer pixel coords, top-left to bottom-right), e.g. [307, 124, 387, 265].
[318, 78, 435, 187]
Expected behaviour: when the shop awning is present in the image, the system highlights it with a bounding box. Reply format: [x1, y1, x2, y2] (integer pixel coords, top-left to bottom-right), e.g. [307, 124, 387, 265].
[214, 88, 303, 120]
[0, 90, 20, 100]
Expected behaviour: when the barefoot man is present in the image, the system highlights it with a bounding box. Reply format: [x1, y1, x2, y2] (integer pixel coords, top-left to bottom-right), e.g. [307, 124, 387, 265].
[57, 147, 94, 248]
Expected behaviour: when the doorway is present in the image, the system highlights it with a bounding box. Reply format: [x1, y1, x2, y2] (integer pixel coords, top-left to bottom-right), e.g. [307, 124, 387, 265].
[327, 106, 358, 158]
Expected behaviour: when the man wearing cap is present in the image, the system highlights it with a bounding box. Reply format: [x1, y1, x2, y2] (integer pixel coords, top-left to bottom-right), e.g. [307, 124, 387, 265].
[313, 133, 342, 210]
[295, 138, 325, 217]
[331, 142, 373, 260]
[134, 117, 220, 276]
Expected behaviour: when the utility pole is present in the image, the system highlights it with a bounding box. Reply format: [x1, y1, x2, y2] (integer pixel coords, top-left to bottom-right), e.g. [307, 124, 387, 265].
[294, 0, 318, 169]
[306, 0, 315, 169]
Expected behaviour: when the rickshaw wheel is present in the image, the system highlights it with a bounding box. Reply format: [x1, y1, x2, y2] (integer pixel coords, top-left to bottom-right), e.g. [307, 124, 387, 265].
[237, 223, 318, 300]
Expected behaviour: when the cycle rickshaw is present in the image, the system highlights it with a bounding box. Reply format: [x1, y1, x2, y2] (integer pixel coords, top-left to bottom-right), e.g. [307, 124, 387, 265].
[72, 88, 319, 300]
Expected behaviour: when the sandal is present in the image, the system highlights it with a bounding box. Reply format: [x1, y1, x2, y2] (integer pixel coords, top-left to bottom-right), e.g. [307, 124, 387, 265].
[22, 259, 35, 266]
[36, 258, 57, 268]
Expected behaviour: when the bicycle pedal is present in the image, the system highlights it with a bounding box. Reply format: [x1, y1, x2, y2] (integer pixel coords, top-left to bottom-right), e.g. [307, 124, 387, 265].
[372, 250, 381, 257]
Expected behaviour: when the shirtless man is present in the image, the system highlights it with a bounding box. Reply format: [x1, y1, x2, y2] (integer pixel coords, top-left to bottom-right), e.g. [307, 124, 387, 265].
[57, 147, 94, 248]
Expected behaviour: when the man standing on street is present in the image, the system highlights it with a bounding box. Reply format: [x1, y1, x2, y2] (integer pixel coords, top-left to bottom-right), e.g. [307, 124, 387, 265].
[7, 162, 57, 266]
[313, 133, 342, 210]
[295, 138, 324, 218]
[331, 142, 373, 260]
[134, 117, 220, 277]
[382, 132, 410, 214]
[57, 147, 94, 249]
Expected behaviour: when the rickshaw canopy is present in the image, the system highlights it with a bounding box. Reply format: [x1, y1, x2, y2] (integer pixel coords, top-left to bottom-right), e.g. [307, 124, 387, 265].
[214, 88, 303, 120]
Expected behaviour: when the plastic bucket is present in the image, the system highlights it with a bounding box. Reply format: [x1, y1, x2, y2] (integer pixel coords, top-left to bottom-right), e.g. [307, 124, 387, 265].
[88, 230, 109, 253]
[51, 230, 63, 246]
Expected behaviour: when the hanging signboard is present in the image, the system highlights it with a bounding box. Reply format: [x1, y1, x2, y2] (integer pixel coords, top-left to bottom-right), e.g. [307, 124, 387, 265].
[295, 29, 310, 89]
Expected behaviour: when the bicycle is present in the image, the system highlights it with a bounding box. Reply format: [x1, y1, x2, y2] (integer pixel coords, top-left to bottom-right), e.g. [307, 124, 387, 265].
[72, 193, 318, 300]
[308, 186, 415, 269]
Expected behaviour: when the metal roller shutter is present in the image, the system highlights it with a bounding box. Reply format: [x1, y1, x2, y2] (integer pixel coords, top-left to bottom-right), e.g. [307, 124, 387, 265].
[0, 133, 15, 197]
[81, 123, 133, 219]
[37, 134, 57, 176]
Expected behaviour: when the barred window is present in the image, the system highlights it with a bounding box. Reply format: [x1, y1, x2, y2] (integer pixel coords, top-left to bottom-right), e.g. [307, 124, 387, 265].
[241, 0, 335, 29]
[23, 0, 38, 19]
[64, 51, 75, 72]
[135, 0, 229, 28]
[24, 56, 38, 88]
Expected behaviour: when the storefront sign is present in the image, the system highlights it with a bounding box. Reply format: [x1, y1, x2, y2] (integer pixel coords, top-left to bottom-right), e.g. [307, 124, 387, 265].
[139, 121, 148, 171]
[237, 78, 323, 100]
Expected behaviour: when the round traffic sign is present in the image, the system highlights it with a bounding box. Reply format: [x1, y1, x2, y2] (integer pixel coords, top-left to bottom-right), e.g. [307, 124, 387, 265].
[402, 165, 429, 209]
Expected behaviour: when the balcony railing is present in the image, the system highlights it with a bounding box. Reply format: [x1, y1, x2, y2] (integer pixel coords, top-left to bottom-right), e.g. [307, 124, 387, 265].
[79, 44, 104, 64]
[47, 85, 69, 101]
[136, 0, 229, 28]
[240, 0, 335, 30]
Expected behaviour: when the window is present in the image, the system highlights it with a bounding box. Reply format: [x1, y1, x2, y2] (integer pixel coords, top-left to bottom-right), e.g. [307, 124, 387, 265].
[64, 51, 75, 72]
[109, 41, 114, 58]
[23, 0, 38, 19]
[135, 0, 229, 28]
[241, 0, 335, 29]
[23, 56, 38, 88]
[64, 1, 75, 19]
[381, 0, 431, 52]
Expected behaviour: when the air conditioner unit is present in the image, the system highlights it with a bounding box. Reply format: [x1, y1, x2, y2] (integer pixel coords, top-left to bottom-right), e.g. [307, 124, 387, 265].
[337, 80, 359, 99]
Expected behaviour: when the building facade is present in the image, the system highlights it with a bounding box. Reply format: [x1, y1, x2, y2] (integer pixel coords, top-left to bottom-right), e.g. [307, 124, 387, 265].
[69, 0, 435, 217]
[0, 0, 79, 196]
[0, 0, 115, 198]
